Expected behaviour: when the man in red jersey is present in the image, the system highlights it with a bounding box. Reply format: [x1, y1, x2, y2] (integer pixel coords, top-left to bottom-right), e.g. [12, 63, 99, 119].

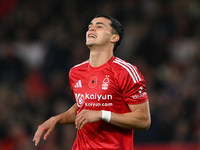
[33, 14, 151, 150]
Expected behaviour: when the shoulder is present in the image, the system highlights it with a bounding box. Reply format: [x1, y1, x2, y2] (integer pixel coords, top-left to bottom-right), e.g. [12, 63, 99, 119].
[112, 57, 138, 73]
[69, 60, 89, 74]
[112, 57, 144, 83]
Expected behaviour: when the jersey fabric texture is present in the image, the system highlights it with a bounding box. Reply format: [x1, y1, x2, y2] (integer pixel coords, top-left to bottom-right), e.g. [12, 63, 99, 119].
[69, 55, 148, 150]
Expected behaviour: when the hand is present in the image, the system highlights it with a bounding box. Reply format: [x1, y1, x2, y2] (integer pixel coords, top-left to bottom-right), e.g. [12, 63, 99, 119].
[75, 109, 102, 129]
[33, 117, 57, 146]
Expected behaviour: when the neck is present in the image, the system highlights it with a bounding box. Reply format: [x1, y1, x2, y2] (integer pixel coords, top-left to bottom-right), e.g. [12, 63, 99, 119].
[89, 46, 113, 67]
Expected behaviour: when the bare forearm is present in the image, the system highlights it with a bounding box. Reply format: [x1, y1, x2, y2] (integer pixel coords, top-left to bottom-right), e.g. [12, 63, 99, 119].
[75, 109, 150, 130]
[54, 103, 77, 125]
[110, 111, 151, 130]
[75, 102, 150, 130]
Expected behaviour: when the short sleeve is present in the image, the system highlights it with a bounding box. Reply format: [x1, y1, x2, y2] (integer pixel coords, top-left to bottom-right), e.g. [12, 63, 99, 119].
[117, 63, 148, 105]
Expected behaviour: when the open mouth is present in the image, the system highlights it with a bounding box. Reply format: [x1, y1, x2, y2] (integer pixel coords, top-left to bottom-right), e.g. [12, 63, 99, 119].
[88, 34, 96, 38]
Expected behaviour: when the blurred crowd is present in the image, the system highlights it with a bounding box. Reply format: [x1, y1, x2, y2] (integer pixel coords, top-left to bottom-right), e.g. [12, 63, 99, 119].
[0, 0, 200, 149]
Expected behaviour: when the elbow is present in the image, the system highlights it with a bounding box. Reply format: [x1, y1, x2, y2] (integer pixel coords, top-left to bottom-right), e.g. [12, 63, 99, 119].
[144, 121, 151, 130]
[143, 111, 151, 130]
[143, 117, 151, 130]
[131, 116, 151, 130]
[137, 114, 151, 130]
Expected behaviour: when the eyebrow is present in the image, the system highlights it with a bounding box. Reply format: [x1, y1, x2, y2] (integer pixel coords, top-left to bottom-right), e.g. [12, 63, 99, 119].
[88, 22, 107, 27]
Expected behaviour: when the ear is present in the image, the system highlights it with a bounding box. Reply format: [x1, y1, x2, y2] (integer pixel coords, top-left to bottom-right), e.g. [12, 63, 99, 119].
[110, 34, 119, 43]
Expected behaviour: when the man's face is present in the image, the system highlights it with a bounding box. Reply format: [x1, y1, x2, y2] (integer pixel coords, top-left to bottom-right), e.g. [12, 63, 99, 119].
[86, 17, 114, 48]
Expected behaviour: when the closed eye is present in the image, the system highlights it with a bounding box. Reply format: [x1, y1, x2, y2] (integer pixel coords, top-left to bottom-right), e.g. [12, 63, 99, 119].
[88, 22, 106, 30]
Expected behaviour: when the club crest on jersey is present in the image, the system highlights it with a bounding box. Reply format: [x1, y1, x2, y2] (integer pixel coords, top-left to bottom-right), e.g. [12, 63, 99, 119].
[88, 76, 97, 88]
[102, 75, 110, 90]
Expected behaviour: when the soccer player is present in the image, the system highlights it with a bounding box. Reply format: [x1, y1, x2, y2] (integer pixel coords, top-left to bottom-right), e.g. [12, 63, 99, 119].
[33, 14, 151, 149]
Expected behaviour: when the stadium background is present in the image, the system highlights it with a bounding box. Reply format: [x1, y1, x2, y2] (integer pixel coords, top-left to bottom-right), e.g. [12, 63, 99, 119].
[0, 0, 200, 149]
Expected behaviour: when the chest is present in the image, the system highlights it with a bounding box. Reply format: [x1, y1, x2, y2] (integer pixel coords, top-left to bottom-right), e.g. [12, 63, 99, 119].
[71, 70, 121, 109]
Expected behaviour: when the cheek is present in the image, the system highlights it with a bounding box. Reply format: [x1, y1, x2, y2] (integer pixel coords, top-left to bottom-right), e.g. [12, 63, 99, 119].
[100, 32, 112, 41]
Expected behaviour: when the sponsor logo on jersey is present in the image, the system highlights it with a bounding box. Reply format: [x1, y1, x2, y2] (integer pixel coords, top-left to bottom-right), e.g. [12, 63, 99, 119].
[75, 93, 113, 107]
[74, 80, 82, 88]
[102, 75, 109, 90]
[132, 86, 147, 99]
[88, 76, 97, 88]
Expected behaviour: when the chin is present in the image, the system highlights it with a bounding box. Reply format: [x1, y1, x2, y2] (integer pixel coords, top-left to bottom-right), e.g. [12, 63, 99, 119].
[86, 42, 95, 47]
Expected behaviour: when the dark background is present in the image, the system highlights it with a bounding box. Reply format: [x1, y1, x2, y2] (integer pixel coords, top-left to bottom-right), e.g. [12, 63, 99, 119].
[0, 0, 200, 149]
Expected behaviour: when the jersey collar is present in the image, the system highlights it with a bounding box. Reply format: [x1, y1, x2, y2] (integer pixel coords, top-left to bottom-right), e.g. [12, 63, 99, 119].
[88, 55, 116, 71]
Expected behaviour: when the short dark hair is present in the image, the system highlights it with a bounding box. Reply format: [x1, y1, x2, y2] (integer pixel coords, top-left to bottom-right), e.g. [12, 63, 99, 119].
[94, 14, 124, 51]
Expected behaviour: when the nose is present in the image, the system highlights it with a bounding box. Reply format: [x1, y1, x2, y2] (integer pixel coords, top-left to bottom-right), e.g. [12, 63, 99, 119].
[88, 26, 95, 31]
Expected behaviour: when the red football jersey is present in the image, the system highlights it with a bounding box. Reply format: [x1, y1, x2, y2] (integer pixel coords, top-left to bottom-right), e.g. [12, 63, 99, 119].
[69, 55, 148, 150]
